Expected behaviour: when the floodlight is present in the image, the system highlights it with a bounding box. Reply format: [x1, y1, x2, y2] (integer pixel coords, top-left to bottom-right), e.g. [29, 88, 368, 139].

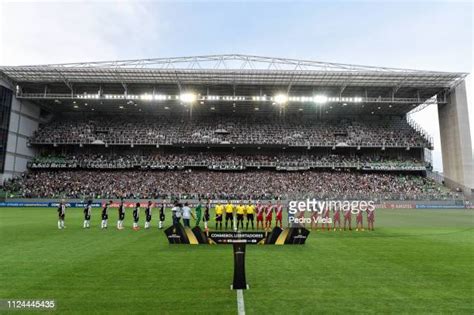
[274, 94, 288, 105]
[141, 93, 153, 101]
[180, 92, 197, 103]
[314, 95, 328, 104]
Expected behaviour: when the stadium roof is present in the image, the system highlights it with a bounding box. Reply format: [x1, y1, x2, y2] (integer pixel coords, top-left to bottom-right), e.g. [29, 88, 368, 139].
[0, 54, 467, 88]
[0, 54, 468, 115]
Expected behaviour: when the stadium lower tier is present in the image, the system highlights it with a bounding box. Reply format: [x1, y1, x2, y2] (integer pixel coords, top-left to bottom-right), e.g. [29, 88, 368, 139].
[3, 170, 455, 200]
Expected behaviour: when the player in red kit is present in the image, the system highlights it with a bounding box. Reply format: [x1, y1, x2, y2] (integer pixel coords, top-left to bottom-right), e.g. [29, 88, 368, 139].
[274, 201, 283, 228]
[367, 208, 375, 231]
[256, 201, 264, 230]
[297, 207, 306, 228]
[311, 208, 321, 230]
[343, 208, 352, 231]
[322, 207, 331, 231]
[333, 207, 341, 231]
[265, 201, 273, 229]
[355, 209, 364, 231]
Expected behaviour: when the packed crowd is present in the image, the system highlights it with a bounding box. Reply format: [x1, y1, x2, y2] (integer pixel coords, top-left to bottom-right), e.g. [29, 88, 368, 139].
[30, 116, 431, 148]
[28, 152, 427, 171]
[4, 170, 455, 201]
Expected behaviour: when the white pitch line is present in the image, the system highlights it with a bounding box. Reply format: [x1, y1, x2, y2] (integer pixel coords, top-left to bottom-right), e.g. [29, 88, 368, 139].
[236, 289, 246, 315]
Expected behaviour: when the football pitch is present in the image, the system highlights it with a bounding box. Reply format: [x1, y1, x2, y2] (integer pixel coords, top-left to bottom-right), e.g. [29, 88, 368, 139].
[0, 207, 473, 314]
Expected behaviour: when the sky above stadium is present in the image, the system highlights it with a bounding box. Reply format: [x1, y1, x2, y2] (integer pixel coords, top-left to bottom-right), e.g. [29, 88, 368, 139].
[0, 0, 472, 172]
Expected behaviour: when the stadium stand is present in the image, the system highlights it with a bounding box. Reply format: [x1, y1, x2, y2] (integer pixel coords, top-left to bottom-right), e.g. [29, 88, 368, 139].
[1, 54, 470, 201]
[1, 110, 453, 201]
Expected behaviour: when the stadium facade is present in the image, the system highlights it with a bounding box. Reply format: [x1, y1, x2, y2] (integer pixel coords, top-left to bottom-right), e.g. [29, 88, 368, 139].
[0, 54, 472, 197]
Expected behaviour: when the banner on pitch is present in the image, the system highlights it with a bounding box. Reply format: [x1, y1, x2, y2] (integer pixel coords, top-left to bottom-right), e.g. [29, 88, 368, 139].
[164, 225, 309, 245]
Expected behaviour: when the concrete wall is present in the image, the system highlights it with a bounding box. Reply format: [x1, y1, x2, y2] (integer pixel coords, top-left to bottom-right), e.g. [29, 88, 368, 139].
[438, 80, 474, 196]
[0, 80, 39, 182]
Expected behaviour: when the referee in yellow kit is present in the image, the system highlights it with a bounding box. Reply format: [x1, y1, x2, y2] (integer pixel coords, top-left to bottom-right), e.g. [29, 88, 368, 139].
[245, 201, 255, 230]
[236, 202, 245, 230]
[215, 202, 223, 230]
[224, 201, 234, 230]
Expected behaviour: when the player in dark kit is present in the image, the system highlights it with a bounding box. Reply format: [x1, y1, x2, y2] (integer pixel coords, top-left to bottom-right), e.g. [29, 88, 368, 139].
[158, 202, 165, 229]
[83, 200, 92, 229]
[203, 200, 210, 232]
[144, 201, 153, 229]
[117, 199, 125, 230]
[133, 202, 140, 231]
[101, 200, 111, 229]
[57, 200, 66, 229]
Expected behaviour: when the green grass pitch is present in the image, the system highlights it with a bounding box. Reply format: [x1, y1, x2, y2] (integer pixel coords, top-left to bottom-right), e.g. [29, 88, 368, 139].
[0, 207, 473, 314]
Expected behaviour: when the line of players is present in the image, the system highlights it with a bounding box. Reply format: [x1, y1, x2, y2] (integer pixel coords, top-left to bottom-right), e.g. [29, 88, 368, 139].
[57, 199, 375, 231]
[57, 199, 284, 231]
[213, 200, 284, 230]
[81, 199, 165, 231]
[306, 206, 375, 231]
[57, 199, 165, 231]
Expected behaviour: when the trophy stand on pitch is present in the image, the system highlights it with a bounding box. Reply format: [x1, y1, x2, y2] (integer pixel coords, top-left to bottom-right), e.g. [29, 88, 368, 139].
[231, 209, 249, 289]
[231, 231, 249, 290]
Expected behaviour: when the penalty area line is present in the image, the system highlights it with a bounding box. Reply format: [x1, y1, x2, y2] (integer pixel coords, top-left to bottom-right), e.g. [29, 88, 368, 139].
[236, 289, 246, 315]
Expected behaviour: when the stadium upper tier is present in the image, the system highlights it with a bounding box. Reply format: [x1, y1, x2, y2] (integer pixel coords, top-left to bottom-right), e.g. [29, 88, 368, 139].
[29, 115, 432, 148]
[4, 170, 455, 201]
